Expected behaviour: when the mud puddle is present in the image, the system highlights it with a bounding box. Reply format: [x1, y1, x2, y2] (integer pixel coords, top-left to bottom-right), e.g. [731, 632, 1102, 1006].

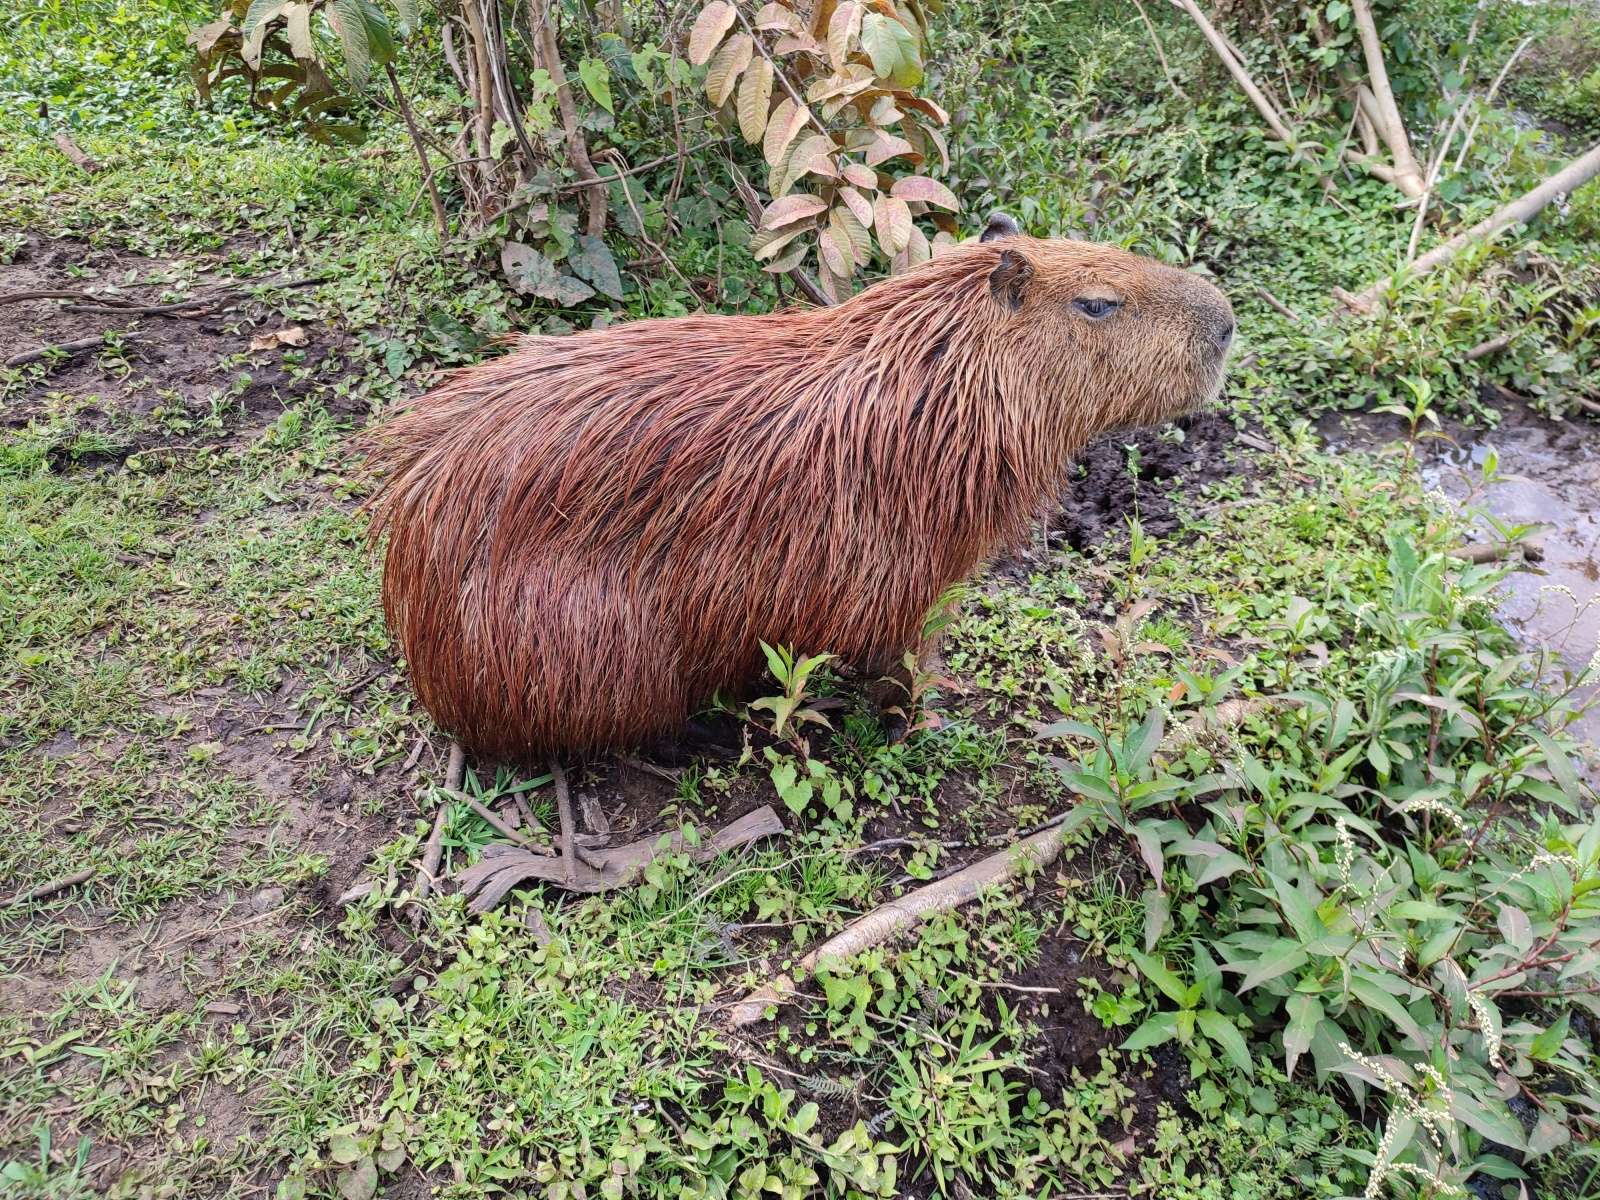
[1316, 399, 1600, 753]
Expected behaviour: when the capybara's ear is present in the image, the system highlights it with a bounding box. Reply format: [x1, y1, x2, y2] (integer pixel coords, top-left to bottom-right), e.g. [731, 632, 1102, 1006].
[980, 212, 1021, 242]
[988, 248, 1034, 313]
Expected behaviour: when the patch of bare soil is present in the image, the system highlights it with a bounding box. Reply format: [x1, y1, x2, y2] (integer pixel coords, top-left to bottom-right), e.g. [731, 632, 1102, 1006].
[1055, 409, 1246, 548]
[1, 233, 363, 458]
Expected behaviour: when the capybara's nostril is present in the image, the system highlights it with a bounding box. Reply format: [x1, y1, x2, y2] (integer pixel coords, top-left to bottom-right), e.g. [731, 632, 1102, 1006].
[1214, 319, 1235, 352]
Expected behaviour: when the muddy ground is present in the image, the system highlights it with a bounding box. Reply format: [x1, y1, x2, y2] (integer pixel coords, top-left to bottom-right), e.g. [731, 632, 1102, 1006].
[1316, 392, 1600, 754]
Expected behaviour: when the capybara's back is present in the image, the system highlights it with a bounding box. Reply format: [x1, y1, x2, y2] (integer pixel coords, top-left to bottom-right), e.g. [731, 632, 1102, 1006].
[362, 220, 1235, 763]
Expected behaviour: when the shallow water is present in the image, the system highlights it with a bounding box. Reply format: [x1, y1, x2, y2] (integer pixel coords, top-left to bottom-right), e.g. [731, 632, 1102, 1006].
[1316, 402, 1600, 755]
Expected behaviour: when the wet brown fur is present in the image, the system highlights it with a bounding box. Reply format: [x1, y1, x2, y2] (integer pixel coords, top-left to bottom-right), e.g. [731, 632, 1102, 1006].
[361, 235, 1234, 763]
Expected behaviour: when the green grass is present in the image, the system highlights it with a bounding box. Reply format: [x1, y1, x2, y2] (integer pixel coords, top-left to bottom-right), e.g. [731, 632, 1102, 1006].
[6, 0, 1600, 1196]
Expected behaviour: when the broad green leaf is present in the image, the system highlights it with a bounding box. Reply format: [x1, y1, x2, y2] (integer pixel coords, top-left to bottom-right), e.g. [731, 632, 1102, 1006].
[1348, 972, 1429, 1049]
[1268, 871, 1326, 942]
[858, 12, 903, 81]
[328, 1133, 362, 1165]
[327, 0, 372, 86]
[1282, 993, 1322, 1078]
[1129, 949, 1188, 1006]
[1451, 1092, 1527, 1151]
[1121, 1011, 1179, 1052]
[1529, 1010, 1571, 1061]
[578, 57, 614, 113]
[1196, 1008, 1254, 1076]
[1053, 763, 1117, 806]
[1528, 729, 1583, 808]
[1527, 1112, 1570, 1156]
[358, 0, 395, 67]
[1123, 709, 1165, 774]
[1391, 900, 1461, 924]
[1497, 905, 1533, 953]
[882, 9, 923, 85]
[242, 0, 290, 39]
[1131, 821, 1165, 884]
[1142, 887, 1170, 953]
[1195, 851, 1250, 887]
[392, 0, 419, 36]
[568, 235, 623, 300]
[1236, 939, 1309, 994]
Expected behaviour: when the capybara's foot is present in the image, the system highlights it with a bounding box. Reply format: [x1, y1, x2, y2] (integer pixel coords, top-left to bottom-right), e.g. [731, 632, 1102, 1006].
[879, 709, 909, 745]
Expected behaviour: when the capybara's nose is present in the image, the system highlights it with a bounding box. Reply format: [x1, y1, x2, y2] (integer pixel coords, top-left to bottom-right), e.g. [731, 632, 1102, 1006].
[1214, 318, 1235, 352]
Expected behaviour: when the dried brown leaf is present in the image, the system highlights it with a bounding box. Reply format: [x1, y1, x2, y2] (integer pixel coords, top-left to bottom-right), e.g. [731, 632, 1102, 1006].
[688, 0, 737, 66]
[737, 57, 774, 142]
[705, 32, 753, 108]
[250, 326, 308, 350]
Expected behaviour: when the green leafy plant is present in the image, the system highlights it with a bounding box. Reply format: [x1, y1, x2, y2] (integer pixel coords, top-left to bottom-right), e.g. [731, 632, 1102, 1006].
[189, 0, 416, 141]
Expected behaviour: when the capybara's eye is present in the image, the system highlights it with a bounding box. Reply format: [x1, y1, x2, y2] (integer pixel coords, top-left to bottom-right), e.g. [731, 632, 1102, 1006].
[1073, 297, 1121, 318]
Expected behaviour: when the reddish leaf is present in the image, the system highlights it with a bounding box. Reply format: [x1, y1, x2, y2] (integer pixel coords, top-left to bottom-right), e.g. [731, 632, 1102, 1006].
[838, 185, 873, 228]
[872, 194, 912, 255]
[841, 162, 879, 190]
[763, 97, 810, 166]
[826, 1, 861, 70]
[890, 174, 958, 210]
[762, 192, 829, 229]
[705, 33, 753, 108]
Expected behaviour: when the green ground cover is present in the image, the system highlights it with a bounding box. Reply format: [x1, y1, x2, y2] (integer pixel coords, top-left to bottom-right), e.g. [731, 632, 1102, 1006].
[4, 0, 1600, 1197]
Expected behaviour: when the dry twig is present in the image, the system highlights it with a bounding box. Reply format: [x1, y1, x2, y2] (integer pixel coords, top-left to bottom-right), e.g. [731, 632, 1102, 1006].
[412, 742, 465, 921]
[1, 868, 97, 908]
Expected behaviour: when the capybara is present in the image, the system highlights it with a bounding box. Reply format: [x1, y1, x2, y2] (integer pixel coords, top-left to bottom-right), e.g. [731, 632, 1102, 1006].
[362, 215, 1235, 763]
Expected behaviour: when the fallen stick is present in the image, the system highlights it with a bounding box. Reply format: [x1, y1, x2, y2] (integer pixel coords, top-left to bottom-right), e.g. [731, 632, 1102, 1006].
[551, 758, 577, 886]
[0, 290, 133, 306]
[53, 132, 100, 173]
[727, 824, 1067, 1026]
[1343, 139, 1600, 311]
[618, 753, 684, 782]
[153, 907, 280, 952]
[1451, 524, 1552, 564]
[1254, 285, 1301, 322]
[459, 794, 551, 854]
[5, 334, 148, 368]
[800, 823, 1067, 972]
[64, 299, 214, 316]
[1, 867, 97, 908]
[411, 741, 465, 921]
[1465, 332, 1515, 361]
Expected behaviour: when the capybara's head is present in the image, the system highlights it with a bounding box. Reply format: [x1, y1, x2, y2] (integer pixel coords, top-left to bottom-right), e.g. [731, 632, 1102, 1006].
[972, 212, 1234, 431]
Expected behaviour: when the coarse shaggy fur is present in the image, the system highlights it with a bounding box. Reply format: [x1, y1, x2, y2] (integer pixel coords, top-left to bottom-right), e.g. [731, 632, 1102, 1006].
[361, 232, 1235, 763]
